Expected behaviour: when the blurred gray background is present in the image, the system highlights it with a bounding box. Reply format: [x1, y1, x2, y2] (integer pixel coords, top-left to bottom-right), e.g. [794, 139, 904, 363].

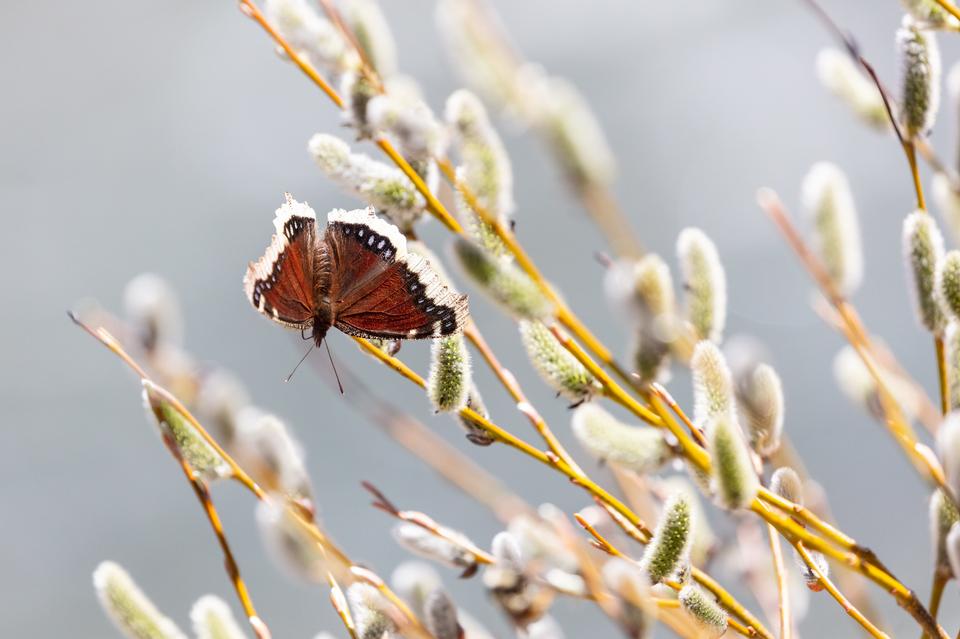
[3, 0, 958, 636]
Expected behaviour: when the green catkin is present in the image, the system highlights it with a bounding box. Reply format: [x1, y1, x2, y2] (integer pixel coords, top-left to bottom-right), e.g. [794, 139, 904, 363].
[346, 583, 398, 639]
[676, 228, 727, 344]
[308, 133, 426, 231]
[938, 412, 960, 502]
[801, 162, 864, 295]
[656, 477, 716, 567]
[903, 210, 947, 335]
[678, 584, 728, 637]
[897, 16, 942, 137]
[816, 48, 890, 131]
[738, 363, 785, 457]
[946, 322, 960, 410]
[141, 381, 230, 481]
[457, 384, 496, 446]
[707, 416, 759, 510]
[190, 596, 245, 639]
[930, 489, 960, 574]
[93, 562, 188, 639]
[630, 254, 676, 383]
[427, 335, 471, 412]
[639, 494, 692, 583]
[519, 320, 601, 402]
[570, 403, 671, 474]
[446, 90, 514, 257]
[691, 340, 736, 427]
[939, 250, 960, 320]
[453, 239, 554, 320]
[343, 0, 397, 78]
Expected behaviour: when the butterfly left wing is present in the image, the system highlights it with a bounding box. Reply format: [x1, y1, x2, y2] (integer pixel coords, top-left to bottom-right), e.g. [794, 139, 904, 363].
[324, 208, 469, 339]
[243, 196, 323, 329]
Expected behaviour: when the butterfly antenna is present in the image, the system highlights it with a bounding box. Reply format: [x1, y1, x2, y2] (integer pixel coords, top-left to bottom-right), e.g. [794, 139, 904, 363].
[323, 339, 345, 395]
[285, 343, 315, 383]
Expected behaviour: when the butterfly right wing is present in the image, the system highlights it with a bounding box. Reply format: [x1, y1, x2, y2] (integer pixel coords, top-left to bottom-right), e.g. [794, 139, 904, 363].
[243, 197, 321, 329]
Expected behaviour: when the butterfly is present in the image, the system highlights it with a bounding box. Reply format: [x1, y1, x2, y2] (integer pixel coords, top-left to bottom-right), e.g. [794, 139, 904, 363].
[244, 196, 469, 346]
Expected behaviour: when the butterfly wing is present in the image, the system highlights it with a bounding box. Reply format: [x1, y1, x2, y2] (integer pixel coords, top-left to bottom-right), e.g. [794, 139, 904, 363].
[243, 197, 322, 329]
[324, 208, 469, 339]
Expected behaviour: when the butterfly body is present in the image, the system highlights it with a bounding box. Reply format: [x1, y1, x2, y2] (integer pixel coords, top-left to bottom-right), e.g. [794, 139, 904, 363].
[244, 197, 468, 344]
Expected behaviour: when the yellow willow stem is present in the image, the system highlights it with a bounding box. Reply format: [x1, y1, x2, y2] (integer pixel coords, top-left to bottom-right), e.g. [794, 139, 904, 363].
[795, 542, 890, 639]
[352, 336, 773, 639]
[768, 523, 792, 639]
[932, 0, 960, 25]
[922, 569, 949, 639]
[937, 332, 949, 416]
[905, 141, 926, 211]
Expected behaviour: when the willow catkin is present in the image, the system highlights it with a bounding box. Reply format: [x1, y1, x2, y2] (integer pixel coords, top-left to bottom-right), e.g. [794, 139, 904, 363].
[677, 228, 727, 343]
[190, 596, 245, 639]
[816, 48, 890, 131]
[93, 562, 188, 639]
[903, 210, 947, 335]
[519, 320, 601, 402]
[638, 494, 692, 583]
[678, 584, 728, 638]
[802, 162, 863, 296]
[707, 416, 759, 510]
[453, 239, 554, 320]
[897, 15, 942, 137]
[427, 334, 471, 413]
[691, 340, 736, 427]
[930, 488, 960, 575]
[570, 403, 671, 474]
[738, 363, 785, 457]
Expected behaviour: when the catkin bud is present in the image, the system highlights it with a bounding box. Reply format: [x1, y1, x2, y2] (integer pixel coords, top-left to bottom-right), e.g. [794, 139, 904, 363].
[678, 584, 728, 638]
[601, 559, 650, 639]
[946, 322, 960, 410]
[124, 273, 183, 351]
[255, 494, 328, 582]
[691, 341, 736, 427]
[902, 0, 960, 29]
[346, 583, 398, 639]
[193, 369, 250, 446]
[798, 548, 830, 591]
[190, 596, 245, 639]
[519, 320, 601, 402]
[904, 210, 948, 334]
[340, 70, 379, 137]
[615, 255, 677, 383]
[484, 532, 543, 626]
[948, 523, 960, 578]
[343, 0, 397, 78]
[234, 410, 315, 515]
[933, 174, 960, 246]
[446, 89, 515, 224]
[510, 507, 580, 575]
[570, 403, 671, 474]
[367, 92, 446, 162]
[390, 561, 441, 618]
[677, 228, 727, 344]
[897, 16, 941, 137]
[457, 384, 496, 446]
[738, 363, 785, 457]
[770, 467, 804, 506]
[264, 0, 357, 79]
[937, 411, 960, 500]
[639, 494, 692, 583]
[816, 48, 890, 131]
[142, 381, 230, 482]
[802, 162, 864, 295]
[93, 561, 188, 639]
[540, 76, 617, 189]
[309, 133, 426, 232]
[939, 250, 960, 320]
[453, 239, 553, 319]
[427, 335, 471, 412]
[424, 590, 462, 639]
[655, 477, 716, 566]
[392, 522, 479, 572]
[707, 416, 759, 510]
[930, 489, 960, 573]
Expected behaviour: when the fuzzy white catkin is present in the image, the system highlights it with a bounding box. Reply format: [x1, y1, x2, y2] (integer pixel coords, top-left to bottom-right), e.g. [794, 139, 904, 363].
[309, 133, 426, 231]
[691, 340, 736, 427]
[570, 403, 671, 474]
[93, 561, 188, 639]
[946, 322, 960, 411]
[677, 228, 727, 344]
[816, 48, 890, 131]
[193, 369, 250, 445]
[903, 210, 947, 334]
[933, 173, 960, 247]
[654, 476, 717, 567]
[802, 162, 864, 296]
[948, 523, 960, 578]
[423, 590, 461, 639]
[678, 584, 728, 637]
[939, 250, 960, 321]
[930, 489, 960, 573]
[519, 320, 600, 402]
[124, 273, 184, 350]
[639, 494, 693, 583]
[390, 561, 442, 618]
[832, 344, 918, 422]
[453, 238, 554, 320]
[367, 91, 446, 162]
[255, 494, 328, 582]
[738, 363, 785, 457]
[427, 334, 471, 413]
[446, 89, 515, 224]
[190, 596, 246, 639]
[392, 522, 478, 570]
[264, 0, 357, 79]
[938, 412, 960, 501]
[897, 15, 942, 137]
[346, 583, 397, 639]
[707, 416, 759, 510]
[343, 0, 397, 78]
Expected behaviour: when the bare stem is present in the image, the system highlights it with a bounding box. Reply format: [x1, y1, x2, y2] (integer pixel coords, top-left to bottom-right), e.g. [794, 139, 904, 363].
[767, 523, 792, 639]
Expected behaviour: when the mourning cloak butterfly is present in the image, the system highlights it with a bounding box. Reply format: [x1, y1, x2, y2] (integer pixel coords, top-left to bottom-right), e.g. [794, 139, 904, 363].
[244, 196, 469, 345]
